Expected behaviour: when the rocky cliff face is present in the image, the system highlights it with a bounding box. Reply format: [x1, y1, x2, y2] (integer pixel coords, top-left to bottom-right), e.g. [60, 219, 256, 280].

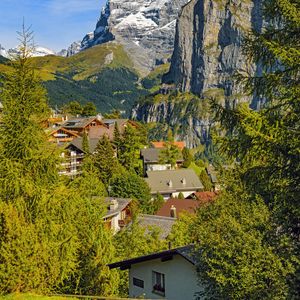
[163, 0, 263, 107]
[81, 0, 189, 72]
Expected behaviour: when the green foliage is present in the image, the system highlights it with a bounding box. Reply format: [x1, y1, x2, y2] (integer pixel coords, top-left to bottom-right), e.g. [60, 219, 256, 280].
[118, 125, 145, 174]
[81, 131, 90, 154]
[178, 192, 185, 199]
[62, 101, 97, 117]
[194, 180, 296, 300]
[158, 142, 181, 168]
[82, 102, 97, 116]
[182, 147, 194, 168]
[199, 170, 213, 192]
[94, 135, 120, 186]
[152, 193, 165, 214]
[110, 171, 152, 214]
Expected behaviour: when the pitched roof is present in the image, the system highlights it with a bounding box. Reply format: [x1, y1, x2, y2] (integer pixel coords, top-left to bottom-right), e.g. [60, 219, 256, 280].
[67, 137, 100, 153]
[137, 214, 176, 239]
[145, 169, 204, 194]
[62, 117, 104, 129]
[103, 197, 132, 219]
[156, 199, 200, 217]
[192, 191, 218, 204]
[151, 141, 185, 151]
[140, 148, 183, 163]
[108, 245, 196, 270]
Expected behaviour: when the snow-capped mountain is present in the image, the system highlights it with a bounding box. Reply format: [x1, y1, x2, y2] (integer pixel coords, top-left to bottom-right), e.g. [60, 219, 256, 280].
[58, 41, 81, 57]
[0, 44, 56, 58]
[0, 44, 8, 58]
[80, 0, 189, 72]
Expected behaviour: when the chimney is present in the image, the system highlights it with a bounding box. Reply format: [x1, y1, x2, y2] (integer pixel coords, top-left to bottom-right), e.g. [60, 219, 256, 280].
[109, 199, 118, 211]
[167, 180, 173, 187]
[170, 205, 177, 218]
[181, 177, 186, 185]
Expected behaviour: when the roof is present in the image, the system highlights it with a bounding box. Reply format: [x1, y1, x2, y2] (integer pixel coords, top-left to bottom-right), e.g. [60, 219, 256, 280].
[141, 148, 183, 163]
[89, 126, 114, 140]
[103, 197, 132, 219]
[145, 169, 204, 194]
[67, 137, 100, 153]
[108, 245, 196, 270]
[49, 127, 79, 138]
[206, 165, 218, 183]
[137, 214, 176, 239]
[62, 117, 104, 129]
[151, 141, 185, 151]
[156, 199, 200, 217]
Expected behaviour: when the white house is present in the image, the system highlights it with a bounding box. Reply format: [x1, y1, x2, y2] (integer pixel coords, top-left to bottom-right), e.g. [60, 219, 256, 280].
[108, 245, 203, 299]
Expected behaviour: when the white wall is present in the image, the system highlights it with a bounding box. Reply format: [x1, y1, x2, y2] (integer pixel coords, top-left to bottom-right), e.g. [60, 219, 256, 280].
[172, 191, 195, 199]
[129, 255, 202, 300]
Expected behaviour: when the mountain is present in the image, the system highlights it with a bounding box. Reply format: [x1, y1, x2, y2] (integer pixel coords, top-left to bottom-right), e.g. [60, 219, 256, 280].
[163, 0, 263, 107]
[1, 44, 56, 58]
[58, 41, 81, 57]
[132, 0, 264, 148]
[79, 0, 190, 73]
[0, 45, 8, 58]
[0, 43, 149, 115]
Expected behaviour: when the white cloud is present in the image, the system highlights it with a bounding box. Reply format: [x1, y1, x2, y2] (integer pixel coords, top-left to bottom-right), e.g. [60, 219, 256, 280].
[47, 0, 102, 15]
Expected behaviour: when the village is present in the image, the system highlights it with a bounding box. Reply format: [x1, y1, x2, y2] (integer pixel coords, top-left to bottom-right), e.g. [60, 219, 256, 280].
[45, 110, 219, 299]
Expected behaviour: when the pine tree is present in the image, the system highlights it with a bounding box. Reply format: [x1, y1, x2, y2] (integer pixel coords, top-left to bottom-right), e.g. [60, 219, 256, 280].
[158, 142, 181, 169]
[94, 135, 120, 186]
[113, 122, 122, 158]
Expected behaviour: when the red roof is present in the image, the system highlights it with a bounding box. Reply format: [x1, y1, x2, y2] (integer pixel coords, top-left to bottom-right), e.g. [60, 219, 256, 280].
[156, 199, 200, 218]
[151, 141, 185, 151]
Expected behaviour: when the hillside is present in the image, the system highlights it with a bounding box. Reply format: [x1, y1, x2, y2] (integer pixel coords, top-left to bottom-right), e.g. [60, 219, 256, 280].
[0, 44, 148, 115]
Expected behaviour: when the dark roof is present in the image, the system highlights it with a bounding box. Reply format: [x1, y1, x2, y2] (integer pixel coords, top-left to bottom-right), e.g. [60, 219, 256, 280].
[137, 214, 176, 239]
[145, 169, 204, 194]
[156, 199, 200, 217]
[108, 245, 196, 270]
[67, 137, 100, 153]
[141, 148, 183, 163]
[103, 197, 132, 219]
[62, 117, 103, 129]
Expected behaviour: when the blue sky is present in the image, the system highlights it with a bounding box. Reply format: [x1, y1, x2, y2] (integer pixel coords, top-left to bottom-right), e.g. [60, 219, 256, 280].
[0, 0, 106, 51]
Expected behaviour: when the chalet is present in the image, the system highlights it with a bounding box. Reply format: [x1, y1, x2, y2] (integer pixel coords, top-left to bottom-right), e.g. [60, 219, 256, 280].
[108, 245, 203, 300]
[48, 127, 79, 144]
[140, 148, 184, 175]
[145, 169, 204, 200]
[62, 116, 105, 136]
[103, 197, 132, 233]
[60, 137, 100, 176]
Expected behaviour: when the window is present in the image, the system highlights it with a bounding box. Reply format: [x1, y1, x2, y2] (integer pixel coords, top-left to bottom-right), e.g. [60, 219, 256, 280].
[152, 271, 165, 296]
[133, 277, 144, 288]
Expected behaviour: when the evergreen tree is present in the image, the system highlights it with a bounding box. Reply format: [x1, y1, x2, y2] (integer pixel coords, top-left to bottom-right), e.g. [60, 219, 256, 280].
[94, 135, 120, 186]
[82, 131, 90, 154]
[82, 102, 97, 116]
[182, 147, 194, 168]
[113, 122, 122, 158]
[0, 26, 78, 293]
[159, 142, 181, 169]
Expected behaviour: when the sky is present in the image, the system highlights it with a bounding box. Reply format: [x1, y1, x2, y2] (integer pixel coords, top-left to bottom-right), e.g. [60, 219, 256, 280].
[0, 0, 106, 52]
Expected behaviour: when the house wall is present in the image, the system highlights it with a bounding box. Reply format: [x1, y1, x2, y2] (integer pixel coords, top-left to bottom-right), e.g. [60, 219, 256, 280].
[146, 164, 172, 172]
[129, 255, 202, 300]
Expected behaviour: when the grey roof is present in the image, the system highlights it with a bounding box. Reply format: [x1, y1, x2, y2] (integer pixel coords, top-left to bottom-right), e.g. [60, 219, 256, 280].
[108, 245, 196, 269]
[103, 197, 131, 219]
[67, 137, 100, 154]
[145, 169, 204, 194]
[102, 118, 128, 127]
[141, 148, 183, 163]
[137, 214, 176, 239]
[62, 117, 100, 129]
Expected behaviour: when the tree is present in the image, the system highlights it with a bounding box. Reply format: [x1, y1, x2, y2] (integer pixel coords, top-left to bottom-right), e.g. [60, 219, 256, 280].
[82, 102, 97, 116]
[63, 100, 82, 115]
[113, 122, 122, 158]
[94, 135, 120, 186]
[0, 26, 78, 293]
[110, 171, 153, 213]
[159, 142, 181, 169]
[182, 147, 194, 168]
[82, 131, 90, 154]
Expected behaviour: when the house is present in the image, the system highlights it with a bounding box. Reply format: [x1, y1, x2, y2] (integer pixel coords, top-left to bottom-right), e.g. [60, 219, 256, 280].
[103, 197, 132, 233]
[48, 127, 79, 144]
[145, 169, 204, 200]
[156, 198, 201, 218]
[140, 148, 184, 175]
[151, 141, 186, 151]
[136, 214, 176, 239]
[108, 245, 202, 300]
[59, 137, 100, 177]
[62, 116, 105, 136]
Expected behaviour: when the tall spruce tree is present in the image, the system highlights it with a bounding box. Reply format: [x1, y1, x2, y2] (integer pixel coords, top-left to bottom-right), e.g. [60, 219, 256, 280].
[0, 26, 78, 293]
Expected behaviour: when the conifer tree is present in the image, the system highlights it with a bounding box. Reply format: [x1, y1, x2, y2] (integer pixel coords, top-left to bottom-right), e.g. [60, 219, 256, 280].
[94, 135, 120, 186]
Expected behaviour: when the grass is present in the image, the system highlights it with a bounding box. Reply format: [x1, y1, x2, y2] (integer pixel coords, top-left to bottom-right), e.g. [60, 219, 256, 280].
[0, 294, 77, 300]
[188, 162, 205, 176]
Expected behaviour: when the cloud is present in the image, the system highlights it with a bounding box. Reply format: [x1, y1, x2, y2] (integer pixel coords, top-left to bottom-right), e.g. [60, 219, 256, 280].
[47, 0, 102, 15]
